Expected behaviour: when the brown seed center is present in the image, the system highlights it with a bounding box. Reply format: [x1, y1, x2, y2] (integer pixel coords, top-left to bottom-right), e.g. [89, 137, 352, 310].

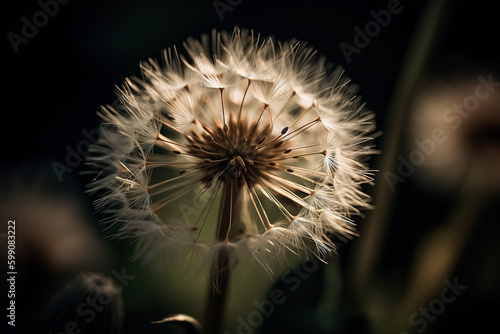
[188, 116, 289, 187]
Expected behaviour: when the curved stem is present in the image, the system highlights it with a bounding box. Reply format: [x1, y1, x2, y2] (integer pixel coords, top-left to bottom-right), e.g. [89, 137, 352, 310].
[347, 0, 450, 302]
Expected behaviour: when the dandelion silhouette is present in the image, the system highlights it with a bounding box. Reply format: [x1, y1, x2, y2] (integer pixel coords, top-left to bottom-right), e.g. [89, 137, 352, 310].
[44, 273, 124, 334]
[87, 27, 377, 333]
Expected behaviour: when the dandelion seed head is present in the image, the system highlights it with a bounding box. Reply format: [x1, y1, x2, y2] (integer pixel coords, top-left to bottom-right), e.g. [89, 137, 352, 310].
[87, 27, 377, 275]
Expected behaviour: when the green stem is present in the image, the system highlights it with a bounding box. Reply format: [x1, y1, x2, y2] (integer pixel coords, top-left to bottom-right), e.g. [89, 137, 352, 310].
[204, 251, 231, 334]
[203, 181, 242, 334]
[348, 0, 450, 300]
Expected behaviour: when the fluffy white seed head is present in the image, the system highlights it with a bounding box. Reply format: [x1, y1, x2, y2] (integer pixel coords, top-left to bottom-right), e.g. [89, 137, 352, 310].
[87, 27, 377, 276]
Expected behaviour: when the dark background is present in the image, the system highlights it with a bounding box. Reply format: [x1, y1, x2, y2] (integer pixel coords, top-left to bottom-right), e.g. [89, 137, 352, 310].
[2, 0, 500, 333]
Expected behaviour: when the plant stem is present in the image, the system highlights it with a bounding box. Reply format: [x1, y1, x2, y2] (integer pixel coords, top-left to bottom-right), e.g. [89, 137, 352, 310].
[204, 250, 231, 334]
[203, 181, 242, 334]
[348, 0, 450, 300]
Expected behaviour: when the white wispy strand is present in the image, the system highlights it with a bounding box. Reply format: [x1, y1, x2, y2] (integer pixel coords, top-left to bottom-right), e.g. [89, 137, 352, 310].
[86, 27, 377, 278]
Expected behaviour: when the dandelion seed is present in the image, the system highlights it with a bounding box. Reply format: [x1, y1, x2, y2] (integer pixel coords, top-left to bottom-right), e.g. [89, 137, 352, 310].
[86, 27, 377, 278]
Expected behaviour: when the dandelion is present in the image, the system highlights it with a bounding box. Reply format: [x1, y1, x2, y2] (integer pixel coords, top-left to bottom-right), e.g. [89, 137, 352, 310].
[43, 273, 124, 334]
[409, 77, 500, 190]
[87, 27, 377, 333]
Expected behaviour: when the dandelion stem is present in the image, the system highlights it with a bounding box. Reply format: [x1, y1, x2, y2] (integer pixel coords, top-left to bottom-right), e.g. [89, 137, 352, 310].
[347, 0, 449, 304]
[204, 251, 230, 334]
[203, 181, 243, 334]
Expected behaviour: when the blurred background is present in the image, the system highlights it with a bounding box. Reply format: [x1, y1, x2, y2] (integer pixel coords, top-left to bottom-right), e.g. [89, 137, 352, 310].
[2, 0, 499, 333]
